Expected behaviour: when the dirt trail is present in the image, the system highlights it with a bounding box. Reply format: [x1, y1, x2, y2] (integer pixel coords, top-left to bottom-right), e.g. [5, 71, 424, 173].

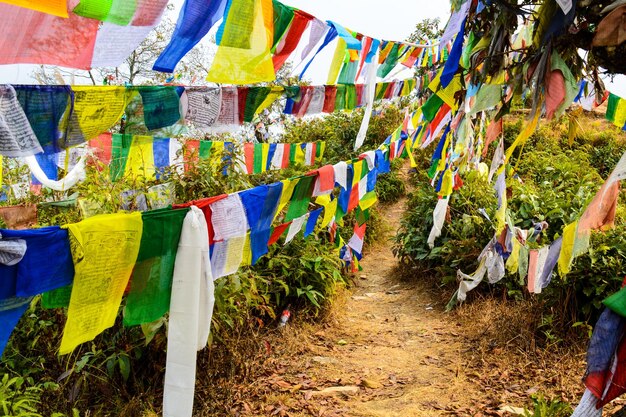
[260, 191, 485, 417]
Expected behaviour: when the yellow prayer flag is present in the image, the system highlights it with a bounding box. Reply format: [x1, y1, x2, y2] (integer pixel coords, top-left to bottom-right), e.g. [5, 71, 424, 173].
[69, 86, 135, 142]
[429, 71, 463, 111]
[359, 192, 378, 211]
[316, 196, 338, 229]
[1, 0, 68, 17]
[261, 143, 270, 173]
[60, 212, 143, 355]
[241, 233, 252, 267]
[327, 38, 347, 85]
[206, 0, 276, 84]
[506, 238, 521, 274]
[558, 220, 578, 277]
[125, 136, 156, 180]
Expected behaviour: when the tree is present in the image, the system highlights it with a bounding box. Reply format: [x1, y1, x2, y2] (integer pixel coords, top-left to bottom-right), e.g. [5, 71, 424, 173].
[406, 18, 444, 45]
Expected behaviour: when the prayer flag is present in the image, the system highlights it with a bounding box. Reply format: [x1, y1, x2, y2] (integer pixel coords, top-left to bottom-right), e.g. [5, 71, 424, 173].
[607, 93, 626, 130]
[0, 0, 67, 17]
[60, 212, 143, 354]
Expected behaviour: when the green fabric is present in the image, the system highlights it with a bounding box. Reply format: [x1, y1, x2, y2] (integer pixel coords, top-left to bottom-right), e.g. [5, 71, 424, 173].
[253, 143, 264, 174]
[315, 141, 324, 159]
[289, 142, 297, 163]
[138, 87, 182, 131]
[244, 87, 271, 123]
[421, 94, 445, 122]
[345, 84, 357, 110]
[199, 141, 213, 159]
[123, 208, 189, 327]
[338, 61, 359, 85]
[355, 207, 370, 226]
[377, 43, 400, 78]
[285, 175, 315, 222]
[518, 245, 529, 286]
[604, 286, 626, 317]
[607, 93, 619, 123]
[42, 285, 72, 309]
[110, 134, 132, 182]
[335, 84, 347, 110]
[74, 0, 137, 26]
[461, 32, 477, 69]
[272, 0, 295, 50]
[284, 86, 300, 100]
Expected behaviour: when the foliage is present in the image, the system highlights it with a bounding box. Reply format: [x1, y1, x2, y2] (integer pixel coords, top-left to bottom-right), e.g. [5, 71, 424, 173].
[376, 159, 407, 204]
[522, 394, 573, 417]
[394, 113, 626, 337]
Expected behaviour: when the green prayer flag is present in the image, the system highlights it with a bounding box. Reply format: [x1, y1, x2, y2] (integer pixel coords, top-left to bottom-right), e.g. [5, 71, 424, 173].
[123, 208, 189, 327]
[272, 0, 295, 50]
[421, 94, 444, 122]
[199, 141, 213, 159]
[377, 43, 401, 78]
[338, 61, 359, 85]
[604, 286, 626, 318]
[244, 87, 271, 123]
[74, 0, 137, 25]
[345, 84, 357, 110]
[253, 143, 264, 174]
[285, 176, 315, 221]
[335, 84, 347, 110]
[110, 134, 132, 182]
[42, 285, 72, 309]
[138, 87, 182, 131]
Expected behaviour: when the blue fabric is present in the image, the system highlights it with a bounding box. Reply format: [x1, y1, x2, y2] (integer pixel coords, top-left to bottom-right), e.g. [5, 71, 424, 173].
[366, 167, 378, 193]
[14, 85, 72, 151]
[266, 144, 277, 171]
[240, 186, 268, 232]
[0, 298, 31, 358]
[153, 0, 227, 72]
[300, 25, 338, 78]
[431, 124, 451, 164]
[304, 208, 323, 237]
[153, 137, 171, 180]
[574, 80, 587, 103]
[365, 39, 381, 64]
[539, 237, 562, 289]
[440, 17, 467, 88]
[0, 227, 74, 298]
[542, 0, 578, 44]
[31, 147, 59, 186]
[223, 142, 235, 176]
[328, 21, 361, 50]
[248, 182, 282, 264]
[375, 150, 390, 174]
[284, 98, 295, 114]
[587, 308, 625, 375]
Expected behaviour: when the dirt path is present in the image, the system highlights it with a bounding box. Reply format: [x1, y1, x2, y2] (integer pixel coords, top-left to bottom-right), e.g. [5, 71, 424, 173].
[249, 191, 486, 417]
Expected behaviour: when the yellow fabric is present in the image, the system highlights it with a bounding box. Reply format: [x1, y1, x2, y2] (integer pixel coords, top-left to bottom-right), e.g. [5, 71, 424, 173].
[506, 237, 521, 274]
[294, 144, 305, 164]
[558, 220, 578, 276]
[429, 71, 462, 111]
[613, 97, 626, 128]
[206, 0, 276, 84]
[275, 178, 299, 220]
[318, 142, 326, 160]
[70, 86, 134, 141]
[379, 42, 394, 63]
[407, 146, 418, 168]
[352, 160, 363, 185]
[438, 169, 454, 197]
[327, 38, 347, 85]
[212, 141, 225, 162]
[500, 112, 540, 175]
[316, 195, 338, 229]
[60, 212, 143, 355]
[241, 233, 252, 267]
[125, 136, 155, 180]
[359, 192, 378, 211]
[1, 0, 68, 17]
[495, 189, 507, 234]
[256, 87, 284, 117]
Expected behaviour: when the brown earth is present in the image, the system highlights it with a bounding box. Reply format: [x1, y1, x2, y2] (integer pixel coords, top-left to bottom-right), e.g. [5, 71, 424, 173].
[203, 175, 625, 417]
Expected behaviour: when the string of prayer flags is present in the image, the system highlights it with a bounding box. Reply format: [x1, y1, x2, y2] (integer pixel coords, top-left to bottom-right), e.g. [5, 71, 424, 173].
[123, 208, 188, 327]
[0, 4, 99, 69]
[0, 0, 68, 17]
[163, 206, 215, 417]
[60, 212, 143, 354]
[153, 0, 227, 73]
[206, 0, 276, 84]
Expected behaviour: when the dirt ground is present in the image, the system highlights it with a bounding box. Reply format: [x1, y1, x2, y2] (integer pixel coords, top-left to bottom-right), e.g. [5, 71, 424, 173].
[214, 181, 625, 417]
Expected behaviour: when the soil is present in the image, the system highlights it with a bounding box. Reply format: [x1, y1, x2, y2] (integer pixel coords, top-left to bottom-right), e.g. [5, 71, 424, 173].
[215, 171, 625, 417]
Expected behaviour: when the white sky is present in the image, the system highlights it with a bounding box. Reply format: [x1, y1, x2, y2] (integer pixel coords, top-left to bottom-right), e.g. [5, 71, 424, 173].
[0, 0, 623, 96]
